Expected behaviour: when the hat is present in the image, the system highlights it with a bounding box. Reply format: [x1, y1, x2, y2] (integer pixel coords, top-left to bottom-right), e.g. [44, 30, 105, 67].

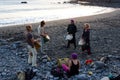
[71, 53, 78, 59]
[71, 19, 74, 23]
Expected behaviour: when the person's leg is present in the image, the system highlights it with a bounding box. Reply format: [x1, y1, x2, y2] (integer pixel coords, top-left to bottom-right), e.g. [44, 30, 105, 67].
[73, 39, 76, 49]
[67, 41, 70, 48]
[31, 48, 37, 67]
[40, 37, 44, 53]
[86, 42, 91, 55]
[28, 52, 32, 64]
[62, 64, 69, 72]
[73, 34, 76, 49]
[81, 45, 85, 51]
[27, 45, 32, 64]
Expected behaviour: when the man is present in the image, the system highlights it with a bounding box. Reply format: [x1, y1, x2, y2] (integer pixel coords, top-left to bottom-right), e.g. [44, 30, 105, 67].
[67, 20, 77, 49]
[37, 20, 46, 53]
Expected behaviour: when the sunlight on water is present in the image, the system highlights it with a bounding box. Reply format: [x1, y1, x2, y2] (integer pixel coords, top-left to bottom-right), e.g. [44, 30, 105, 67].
[0, 0, 115, 27]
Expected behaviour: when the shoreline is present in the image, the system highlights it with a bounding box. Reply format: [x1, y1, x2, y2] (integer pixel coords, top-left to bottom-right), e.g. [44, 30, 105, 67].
[0, 9, 119, 40]
[0, 9, 119, 38]
[0, 3, 116, 28]
[0, 9, 119, 28]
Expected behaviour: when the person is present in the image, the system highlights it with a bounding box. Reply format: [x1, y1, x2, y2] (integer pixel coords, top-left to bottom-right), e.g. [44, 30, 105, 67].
[25, 25, 38, 67]
[67, 20, 77, 49]
[68, 53, 80, 77]
[81, 23, 91, 55]
[37, 20, 46, 53]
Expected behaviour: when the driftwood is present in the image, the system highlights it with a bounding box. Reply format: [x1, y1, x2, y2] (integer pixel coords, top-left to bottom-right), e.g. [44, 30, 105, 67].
[21, 1, 27, 4]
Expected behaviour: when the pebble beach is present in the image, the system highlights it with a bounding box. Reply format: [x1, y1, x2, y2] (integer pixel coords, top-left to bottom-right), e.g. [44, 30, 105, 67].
[0, 8, 120, 80]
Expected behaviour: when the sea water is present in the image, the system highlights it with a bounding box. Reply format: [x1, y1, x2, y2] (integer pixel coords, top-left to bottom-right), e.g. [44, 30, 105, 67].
[0, 0, 115, 27]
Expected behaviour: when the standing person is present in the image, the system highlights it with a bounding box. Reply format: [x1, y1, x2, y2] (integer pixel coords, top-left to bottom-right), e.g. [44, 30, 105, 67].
[67, 20, 77, 49]
[68, 53, 80, 77]
[25, 25, 38, 67]
[81, 23, 91, 55]
[37, 20, 46, 53]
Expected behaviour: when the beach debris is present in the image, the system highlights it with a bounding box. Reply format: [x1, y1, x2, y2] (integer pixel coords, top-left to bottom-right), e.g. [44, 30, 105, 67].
[21, 1, 27, 4]
[100, 56, 109, 63]
[92, 61, 106, 70]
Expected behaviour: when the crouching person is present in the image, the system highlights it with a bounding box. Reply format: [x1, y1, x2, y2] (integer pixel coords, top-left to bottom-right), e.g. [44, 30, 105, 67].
[25, 25, 38, 67]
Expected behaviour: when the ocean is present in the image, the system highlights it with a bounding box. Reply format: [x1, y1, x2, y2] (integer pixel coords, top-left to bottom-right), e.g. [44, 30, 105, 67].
[0, 0, 115, 27]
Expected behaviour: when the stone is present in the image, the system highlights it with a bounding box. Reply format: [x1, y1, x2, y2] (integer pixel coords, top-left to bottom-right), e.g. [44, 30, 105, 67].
[76, 74, 89, 80]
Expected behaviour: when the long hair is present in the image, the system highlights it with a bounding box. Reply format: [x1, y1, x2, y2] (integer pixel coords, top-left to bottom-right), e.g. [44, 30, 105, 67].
[84, 23, 90, 29]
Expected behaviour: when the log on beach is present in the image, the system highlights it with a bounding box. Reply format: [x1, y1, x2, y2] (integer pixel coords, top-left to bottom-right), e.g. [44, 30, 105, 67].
[21, 1, 27, 4]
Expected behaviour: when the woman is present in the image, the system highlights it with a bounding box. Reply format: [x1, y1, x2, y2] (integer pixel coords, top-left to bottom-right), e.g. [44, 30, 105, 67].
[37, 20, 46, 53]
[81, 23, 91, 55]
[68, 53, 80, 77]
[25, 25, 38, 67]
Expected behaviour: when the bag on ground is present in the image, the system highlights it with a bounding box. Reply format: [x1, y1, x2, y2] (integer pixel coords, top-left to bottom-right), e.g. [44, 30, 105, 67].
[57, 58, 69, 67]
[51, 67, 64, 77]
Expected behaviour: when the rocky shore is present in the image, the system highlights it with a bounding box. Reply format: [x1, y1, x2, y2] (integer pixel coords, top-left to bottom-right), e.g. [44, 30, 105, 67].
[0, 9, 120, 80]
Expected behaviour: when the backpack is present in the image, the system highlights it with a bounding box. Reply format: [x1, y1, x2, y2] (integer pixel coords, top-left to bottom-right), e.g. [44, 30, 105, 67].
[51, 67, 64, 77]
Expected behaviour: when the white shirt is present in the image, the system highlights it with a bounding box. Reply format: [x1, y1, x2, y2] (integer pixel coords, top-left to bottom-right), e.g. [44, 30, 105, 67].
[37, 25, 41, 35]
[37, 25, 44, 36]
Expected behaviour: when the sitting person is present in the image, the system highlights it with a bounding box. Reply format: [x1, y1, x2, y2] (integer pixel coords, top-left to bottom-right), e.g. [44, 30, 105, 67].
[67, 53, 80, 77]
[60, 53, 80, 78]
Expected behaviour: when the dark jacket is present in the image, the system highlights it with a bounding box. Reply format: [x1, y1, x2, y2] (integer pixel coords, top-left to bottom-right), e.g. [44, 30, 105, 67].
[67, 24, 77, 34]
[82, 29, 90, 44]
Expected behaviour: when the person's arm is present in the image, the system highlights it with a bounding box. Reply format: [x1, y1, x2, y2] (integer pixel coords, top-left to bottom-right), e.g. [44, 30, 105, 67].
[78, 60, 80, 69]
[67, 25, 69, 33]
[74, 25, 77, 33]
[68, 59, 72, 70]
[82, 29, 85, 39]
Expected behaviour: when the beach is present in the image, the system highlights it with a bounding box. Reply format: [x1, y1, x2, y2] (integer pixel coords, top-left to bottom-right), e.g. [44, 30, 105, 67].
[0, 8, 120, 79]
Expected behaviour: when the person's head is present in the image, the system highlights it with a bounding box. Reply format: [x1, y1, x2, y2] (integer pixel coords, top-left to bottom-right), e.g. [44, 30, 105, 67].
[84, 23, 90, 30]
[40, 20, 45, 27]
[71, 53, 78, 59]
[26, 25, 32, 32]
[70, 19, 74, 24]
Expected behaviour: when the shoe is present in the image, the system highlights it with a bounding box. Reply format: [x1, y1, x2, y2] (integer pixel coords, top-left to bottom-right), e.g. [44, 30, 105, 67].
[32, 64, 37, 67]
